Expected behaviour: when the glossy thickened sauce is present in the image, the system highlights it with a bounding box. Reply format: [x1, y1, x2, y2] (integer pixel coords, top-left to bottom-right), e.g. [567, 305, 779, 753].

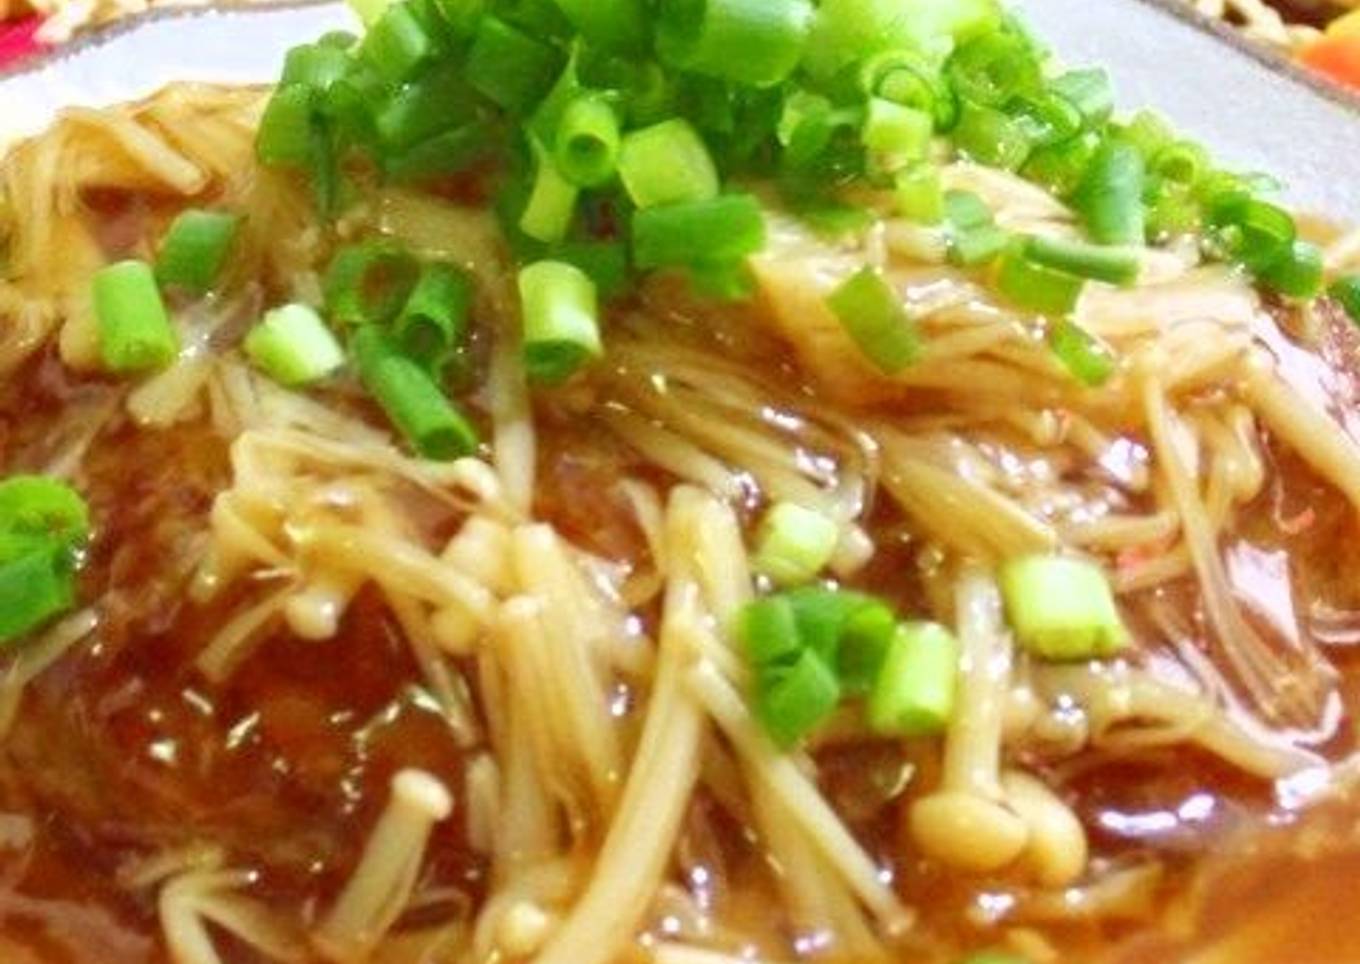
[5, 194, 1360, 964]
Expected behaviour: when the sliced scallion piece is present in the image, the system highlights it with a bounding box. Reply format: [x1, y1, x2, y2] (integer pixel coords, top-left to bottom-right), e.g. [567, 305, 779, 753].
[754, 648, 841, 748]
[999, 555, 1129, 661]
[1331, 275, 1360, 325]
[996, 243, 1085, 315]
[862, 98, 933, 173]
[554, 94, 622, 189]
[256, 85, 316, 169]
[867, 621, 960, 736]
[946, 30, 1041, 108]
[656, 0, 815, 88]
[1049, 68, 1113, 130]
[752, 502, 839, 587]
[352, 326, 480, 459]
[944, 190, 1009, 266]
[93, 260, 179, 374]
[741, 594, 804, 671]
[825, 267, 919, 374]
[1208, 194, 1297, 273]
[360, 2, 437, 84]
[1049, 319, 1116, 387]
[553, 0, 648, 51]
[1258, 240, 1323, 299]
[155, 210, 241, 294]
[632, 194, 766, 270]
[1075, 139, 1146, 246]
[1023, 235, 1139, 287]
[517, 260, 603, 385]
[0, 547, 77, 645]
[618, 118, 720, 209]
[465, 15, 562, 113]
[395, 261, 474, 365]
[244, 304, 346, 388]
[520, 141, 580, 244]
[324, 240, 421, 329]
[0, 476, 89, 550]
[895, 162, 945, 225]
[832, 597, 897, 696]
[952, 101, 1032, 172]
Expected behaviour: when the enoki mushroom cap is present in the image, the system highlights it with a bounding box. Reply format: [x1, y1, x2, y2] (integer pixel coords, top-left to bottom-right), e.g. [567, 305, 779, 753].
[908, 791, 1029, 874]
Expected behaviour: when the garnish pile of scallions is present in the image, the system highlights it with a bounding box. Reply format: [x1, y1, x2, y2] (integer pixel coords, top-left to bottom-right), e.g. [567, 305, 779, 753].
[87, 0, 1360, 458]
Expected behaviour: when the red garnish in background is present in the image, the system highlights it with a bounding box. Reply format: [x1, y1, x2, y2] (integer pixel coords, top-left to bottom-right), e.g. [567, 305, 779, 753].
[0, 15, 45, 70]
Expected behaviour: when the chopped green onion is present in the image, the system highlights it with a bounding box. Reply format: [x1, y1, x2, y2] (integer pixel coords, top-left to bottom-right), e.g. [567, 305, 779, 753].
[867, 621, 959, 736]
[1022, 133, 1098, 200]
[256, 86, 316, 168]
[862, 99, 933, 173]
[395, 262, 473, 364]
[553, 239, 631, 299]
[0, 546, 77, 645]
[517, 260, 603, 385]
[93, 260, 179, 374]
[999, 554, 1129, 661]
[1011, 89, 1083, 148]
[244, 304, 346, 387]
[346, 0, 393, 27]
[1023, 235, 1139, 286]
[324, 241, 421, 329]
[0, 476, 89, 549]
[894, 162, 945, 224]
[1049, 318, 1115, 387]
[1258, 240, 1323, 299]
[1075, 139, 1146, 245]
[656, 0, 815, 88]
[752, 502, 839, 587]
[952, 101, 1032, 172]
[1331, 275, 1360, 325]
[554, 94, 622, 189]
[741, 594, 803, 669]
[996, 243, 1085, 315]
[154, 210, 241, 294]
[360, 2, 437, 84]
[1150, 140, 1210, 188]
[1048, 68, 1113, 130]
[384, 120, 495, 183]
[552, 0, 648, 51]
[632, 194, 766, 270]
[778, 587, 861, 662]
[754, 648, 841, 748]
[1207, 194, 1296, 272]
[1116, 109, 1173, 161]
[375, 61, 485, 152]
[618, 119, 719, 209]
[430, 0, 484, 36]
[859, 48, 951, 127]
[804, 0, 999, 83]
[825, 267, 919, 374]
[465, 15, 562, 114]
[945, 190, 1009, 266]
[282, 41, 354, 92]
[946, 31, 1041, 108]
[352, 327, 480, 459]
[832, 597, 897, 695]
[520, 142, 580, 244]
